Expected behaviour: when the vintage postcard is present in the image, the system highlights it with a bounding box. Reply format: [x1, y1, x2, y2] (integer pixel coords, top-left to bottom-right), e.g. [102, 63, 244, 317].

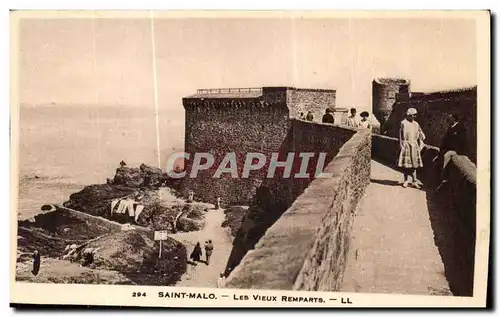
[10, 10, 490, 308]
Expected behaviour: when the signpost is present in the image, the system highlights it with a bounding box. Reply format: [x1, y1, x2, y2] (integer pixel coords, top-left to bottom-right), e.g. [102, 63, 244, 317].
[154, 230, 169, 258]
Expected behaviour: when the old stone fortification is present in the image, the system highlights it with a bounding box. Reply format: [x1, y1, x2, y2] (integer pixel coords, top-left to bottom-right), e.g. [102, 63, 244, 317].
[371, 134, 476, 295]
[181, 87, 336, 205]
[223, 121, 356, 275]
[55, 205, 125, 232]
[381, 86, 477, 163]
[286, 87, 337, 120]
[224, 126, 371, 290]
[372, 78, 411, 126]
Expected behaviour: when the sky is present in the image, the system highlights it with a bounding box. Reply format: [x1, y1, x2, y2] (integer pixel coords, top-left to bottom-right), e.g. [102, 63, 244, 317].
[18, 16, 477, 114]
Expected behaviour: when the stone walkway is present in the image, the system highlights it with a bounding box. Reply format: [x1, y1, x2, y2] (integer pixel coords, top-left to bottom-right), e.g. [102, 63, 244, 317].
[341, 160, 452, 296]
[170, 207, 233, 288]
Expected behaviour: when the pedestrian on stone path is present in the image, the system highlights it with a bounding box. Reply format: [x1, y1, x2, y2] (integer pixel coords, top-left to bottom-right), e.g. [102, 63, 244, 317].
[397, 108, 425, 189]
[187, 190, 194, 202]
[190, 242, 203, 262]
[204, 240, 214, 265]
[217, 273, 226, 288]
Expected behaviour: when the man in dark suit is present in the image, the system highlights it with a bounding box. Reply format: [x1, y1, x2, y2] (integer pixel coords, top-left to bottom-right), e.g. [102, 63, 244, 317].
[433, 112, 468, 190]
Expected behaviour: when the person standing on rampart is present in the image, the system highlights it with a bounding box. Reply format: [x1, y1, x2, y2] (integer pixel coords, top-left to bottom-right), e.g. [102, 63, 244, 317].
[305, 111, 314, 122]
[398, 108, 425, 189]
[433, 112, 468, 191]
[322, 108, 335, 124]
[346, 108, 359, 127]
[359, 111, 372, 129]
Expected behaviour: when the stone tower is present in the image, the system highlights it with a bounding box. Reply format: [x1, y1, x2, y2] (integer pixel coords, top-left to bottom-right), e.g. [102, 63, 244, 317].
[372, 78, 410, 129]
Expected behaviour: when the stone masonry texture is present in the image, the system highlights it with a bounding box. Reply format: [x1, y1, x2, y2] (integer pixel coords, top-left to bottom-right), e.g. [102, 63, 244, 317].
[181, 87, 336, 205]
[287, 88, 337, 120]
[224, 129, 370, 290]
[223, 122, 356, 277]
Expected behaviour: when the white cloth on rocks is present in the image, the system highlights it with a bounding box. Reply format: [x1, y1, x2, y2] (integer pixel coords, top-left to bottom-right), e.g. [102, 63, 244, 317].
[134, 205, 145, 222]
[111, 199, 120, 214]
[125, 199, 135, 217]
[111, 198, 143, 221]
[115, 200, 126, 214]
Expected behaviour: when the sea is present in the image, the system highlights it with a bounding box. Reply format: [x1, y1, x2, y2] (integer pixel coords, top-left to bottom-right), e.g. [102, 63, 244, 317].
[16, 103, 184, 220]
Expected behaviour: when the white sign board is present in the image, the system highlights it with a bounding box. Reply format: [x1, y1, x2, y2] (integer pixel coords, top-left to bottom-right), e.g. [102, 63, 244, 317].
[154, 230, 169, 241]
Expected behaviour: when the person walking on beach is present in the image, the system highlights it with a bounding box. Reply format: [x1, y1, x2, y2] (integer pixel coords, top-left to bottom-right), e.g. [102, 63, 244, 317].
[433, 112, 468, 191]
[190, 242, 203, 262]
[204, 240, 214, 265]
[398, 108, 425, 189]
[32, 250, 41, 276]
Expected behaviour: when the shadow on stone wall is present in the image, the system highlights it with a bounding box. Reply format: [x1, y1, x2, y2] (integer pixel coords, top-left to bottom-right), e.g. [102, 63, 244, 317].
[371, 134, 476, 296]
[224, 128, 370, 290]
[224, 121, 356, 277]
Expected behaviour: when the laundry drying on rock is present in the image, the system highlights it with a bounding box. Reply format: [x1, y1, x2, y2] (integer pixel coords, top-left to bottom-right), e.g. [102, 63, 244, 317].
[110, 198, 145, 222]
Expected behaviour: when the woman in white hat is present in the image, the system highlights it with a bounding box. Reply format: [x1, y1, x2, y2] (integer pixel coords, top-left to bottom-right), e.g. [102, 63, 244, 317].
[398, 107, 425, 188]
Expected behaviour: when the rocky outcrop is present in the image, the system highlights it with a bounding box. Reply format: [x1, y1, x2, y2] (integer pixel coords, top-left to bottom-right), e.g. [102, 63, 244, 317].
[63, 163, 209, 233]
[175, 204, 206, 232]
[134, 200, 207, 232]
[112, 164, 165, 188]
[63, 184, 137, 218]
[16, 230, 188, 286]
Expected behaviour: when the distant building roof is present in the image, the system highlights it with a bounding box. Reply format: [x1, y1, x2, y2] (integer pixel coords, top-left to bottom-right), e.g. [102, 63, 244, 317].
[184, 86, 336, 99]
[374, 78, 410, 85]
[185, 88, 263, 99]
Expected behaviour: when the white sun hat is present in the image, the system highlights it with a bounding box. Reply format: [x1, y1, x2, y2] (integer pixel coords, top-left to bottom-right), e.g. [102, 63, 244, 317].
[406, 108, 417, 116]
